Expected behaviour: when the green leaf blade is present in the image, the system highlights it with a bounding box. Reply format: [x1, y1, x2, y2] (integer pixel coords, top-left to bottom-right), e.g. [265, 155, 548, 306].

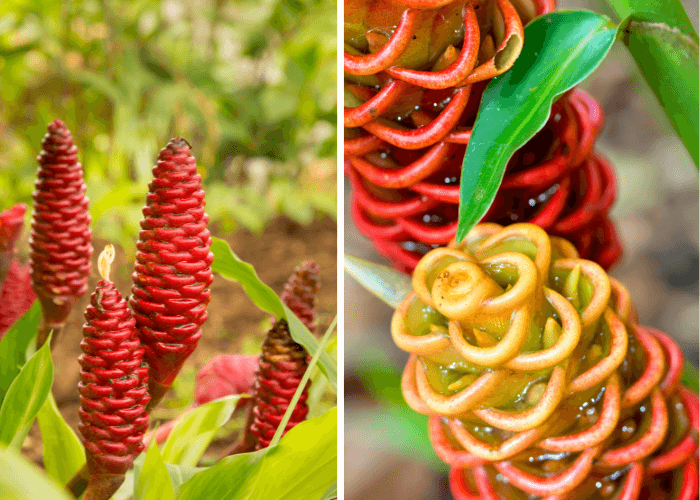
[0, 336, 53, 449]
[0, 301, 40, 401]
[343, 254, 412, 309]
[135, 439, 176, 500]
[36, 392, 85, 484]
[176, 409, 337, 500]
[618, 13, 699, 166]
[456, 11, 618, 242]
[160, 395, 240, 467]
[0, 448, 74, 500]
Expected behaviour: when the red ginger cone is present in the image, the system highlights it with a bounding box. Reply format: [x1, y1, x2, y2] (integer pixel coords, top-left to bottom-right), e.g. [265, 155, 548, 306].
[345, 0, 622, 273]
[0, 260, 36, 338]
[249, 319, 310, 450]
[78, 245, 149, 500]
[280, 260, 321, 334]
[29, 119, 92, 347]
[0, 202, 27, 284]
[129, 137, 214, 409]
[393, 223, 697, 500]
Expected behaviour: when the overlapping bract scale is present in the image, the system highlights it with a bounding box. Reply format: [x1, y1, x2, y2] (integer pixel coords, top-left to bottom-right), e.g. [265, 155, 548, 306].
[392, 223, 698, 499]
[129, 138, 214, 407]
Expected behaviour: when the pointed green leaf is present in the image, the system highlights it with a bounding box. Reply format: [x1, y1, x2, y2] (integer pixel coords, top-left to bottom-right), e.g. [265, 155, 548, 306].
[344, 254, 412, 309]
[618, 12, 699, 166]
[135, 439, 176, 500]
[36, 392, 85, 484]
[456, 11, 618, 242]
[210, 237, 337, 392]
[0, 447, 74, 500]
[161, 395, 241, 467]
[176, 409, 336, 500]
[0, 301, 40, 401]
[604, 0, 697, 39]
[0, 336, 53, 449]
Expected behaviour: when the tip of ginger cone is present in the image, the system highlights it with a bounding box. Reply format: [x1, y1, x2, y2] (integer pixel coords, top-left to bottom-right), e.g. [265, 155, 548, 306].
[48, 118, 66, 131]
[167, 136, 192, 151]
[83, 474, 125, 500]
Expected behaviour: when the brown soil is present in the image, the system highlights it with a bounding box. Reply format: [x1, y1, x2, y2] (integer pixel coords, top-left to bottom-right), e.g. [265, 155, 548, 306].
[21, 216, 337, 468]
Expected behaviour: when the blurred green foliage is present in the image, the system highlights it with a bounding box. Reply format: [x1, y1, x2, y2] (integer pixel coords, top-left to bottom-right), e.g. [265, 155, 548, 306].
[0, 0, 336, 254]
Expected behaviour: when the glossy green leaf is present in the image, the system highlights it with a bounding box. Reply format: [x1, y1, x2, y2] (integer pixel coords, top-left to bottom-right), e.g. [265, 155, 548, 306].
[176, 408, 336, 500]
[682, 361, 699, 392]
[456, 11, 618, 242]
[114, 463, 205, 500]
[161, 395, 240, 467]
[0, 336, 53, 449]
[604, 0, 697, 39]
[36, 392, 85, 484]
[135, 439, 176, 500]
[210, 238, 283, 318]
[0, 301, 40, 402]
[618, 12, 699, 166]
[344, 254, 412, 309]
[0, 447, 74, 500]
[211, 237, 337, 392]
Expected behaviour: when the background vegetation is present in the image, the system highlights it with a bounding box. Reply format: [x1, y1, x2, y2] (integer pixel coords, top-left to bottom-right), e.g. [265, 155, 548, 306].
[0, 0, 336, 253]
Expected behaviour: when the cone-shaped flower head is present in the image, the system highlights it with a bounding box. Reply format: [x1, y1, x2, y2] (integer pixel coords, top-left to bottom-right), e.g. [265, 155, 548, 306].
[0, 260, 36, 338]
[249, 319, 310, 450]
[0, 203, 27, 283]
[393, 222, 697, 499]
[129, 137, 213, 408]
[78, 245, 149, 500]
[29, 119, 92, 338]
[345, 0, 622, 273]
[280, 260, 320, 334]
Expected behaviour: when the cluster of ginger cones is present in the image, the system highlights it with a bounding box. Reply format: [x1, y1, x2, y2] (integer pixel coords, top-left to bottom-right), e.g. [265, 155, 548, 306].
[0, 120, 321, 500]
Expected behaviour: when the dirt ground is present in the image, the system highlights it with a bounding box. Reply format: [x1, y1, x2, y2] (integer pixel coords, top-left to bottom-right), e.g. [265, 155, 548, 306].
[21, 215, 337, 468]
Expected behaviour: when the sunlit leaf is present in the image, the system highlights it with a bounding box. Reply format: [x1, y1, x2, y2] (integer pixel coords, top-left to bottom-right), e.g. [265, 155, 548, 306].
[36, 392, 85, 484]
[135, 439, 176, 500]
[344, 254, 412, 309]
[0, 447, 73, 500]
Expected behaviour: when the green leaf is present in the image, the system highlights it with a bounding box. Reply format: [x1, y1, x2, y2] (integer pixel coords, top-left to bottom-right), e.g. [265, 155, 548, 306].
[210, 237, 337, 392]
[344, 254, 412, 309]
[161, 395, 240, 467]
[456, 10, 618, 242]
[135, 439, 176, 500]
[0, 447, 74, 500]
[36, 392, 85, 484]
[0, 336, 53, 449]
[176, 409, 337, 500]
[618, 12, 699, 166]
[604, 0, 697, 39]
[0, 301, 40, 401]
[682, 361, 699, 392]
[210, 238, 283, 318]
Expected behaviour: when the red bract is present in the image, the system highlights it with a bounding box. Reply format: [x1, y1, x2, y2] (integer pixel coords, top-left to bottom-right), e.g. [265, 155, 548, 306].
[78, 246, 149, 500]
[0, 203, 27, 283]
[249, 319, 309, 450]
[29, 119, 92, 346]
[0, 260, 36, 338]
[281, 260, 320, 335]
[195, 354, 258, 407]
[129, 137, 213, 409]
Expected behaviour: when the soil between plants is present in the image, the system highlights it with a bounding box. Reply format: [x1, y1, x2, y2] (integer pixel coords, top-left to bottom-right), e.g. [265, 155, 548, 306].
[21, 216, 337, 469]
